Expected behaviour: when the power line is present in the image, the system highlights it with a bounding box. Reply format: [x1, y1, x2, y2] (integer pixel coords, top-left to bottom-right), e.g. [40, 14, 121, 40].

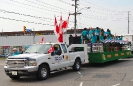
[0, 16, 51, 25]
[0, 0, 53, 15]
[84, 10, 127, 16]
[34, 0, 72, 12]
[0, 8, 73, 25]
[81, 0, 127, 13]
[9, 0, 68, 14]
[0, 9, 54, 23]
[0, 0, 70, 16]
[57, 0, 72, 5]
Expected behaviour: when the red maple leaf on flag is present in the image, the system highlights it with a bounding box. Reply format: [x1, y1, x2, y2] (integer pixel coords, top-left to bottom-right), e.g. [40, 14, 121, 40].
[48, 46, 54, 53]
[62, 14, 70, 29]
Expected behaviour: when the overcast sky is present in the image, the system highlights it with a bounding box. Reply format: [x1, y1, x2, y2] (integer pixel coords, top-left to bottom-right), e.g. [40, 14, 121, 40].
[0, 0, 133, 35]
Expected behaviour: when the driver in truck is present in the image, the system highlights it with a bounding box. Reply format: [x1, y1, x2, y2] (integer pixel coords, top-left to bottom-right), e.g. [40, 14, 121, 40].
[54, 46, 58, 54]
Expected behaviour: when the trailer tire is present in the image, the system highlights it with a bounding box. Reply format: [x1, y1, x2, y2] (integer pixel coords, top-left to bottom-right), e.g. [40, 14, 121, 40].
[9, 76, 20, 80]
[72, 59, 81, 71]
[36, 64, 49, 80]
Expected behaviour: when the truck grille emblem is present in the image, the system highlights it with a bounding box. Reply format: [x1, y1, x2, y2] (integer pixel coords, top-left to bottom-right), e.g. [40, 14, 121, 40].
[14, 62, 17, 64]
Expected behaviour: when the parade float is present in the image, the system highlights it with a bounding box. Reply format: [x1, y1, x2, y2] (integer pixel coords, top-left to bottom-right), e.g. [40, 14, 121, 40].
[87, 39, 132, 63]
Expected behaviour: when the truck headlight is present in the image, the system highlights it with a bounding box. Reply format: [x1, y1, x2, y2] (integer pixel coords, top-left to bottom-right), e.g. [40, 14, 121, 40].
[28, 61, 37, 66]
[25, 57, 37, 66]
[5, 60, 8, 65]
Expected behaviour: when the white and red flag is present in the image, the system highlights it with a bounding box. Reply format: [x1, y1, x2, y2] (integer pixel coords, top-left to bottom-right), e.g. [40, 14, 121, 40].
[58, 15, 63, 43]
[40, 37, 44, 43]
[54, 16, 59, 37]
[54, 13, 70, 43]
[48, 46, 54, 53]
[62, 13, 70, 32]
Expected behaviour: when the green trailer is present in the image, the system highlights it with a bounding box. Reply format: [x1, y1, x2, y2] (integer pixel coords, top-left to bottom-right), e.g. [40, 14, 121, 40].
[88, 50, 132, 63]
[70, 41, 132, 63]
[86, 41, 133, 63]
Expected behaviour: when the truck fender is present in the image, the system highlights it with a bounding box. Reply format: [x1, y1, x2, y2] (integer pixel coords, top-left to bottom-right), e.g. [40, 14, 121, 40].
[72, 57, 81, 71]
[74, 57, 81, 64]
[39, 62, 50, 72]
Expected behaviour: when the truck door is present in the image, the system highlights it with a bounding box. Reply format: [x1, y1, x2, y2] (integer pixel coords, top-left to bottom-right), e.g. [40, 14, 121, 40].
[60, 44, 70, 67]
[52, 44, 64, 69]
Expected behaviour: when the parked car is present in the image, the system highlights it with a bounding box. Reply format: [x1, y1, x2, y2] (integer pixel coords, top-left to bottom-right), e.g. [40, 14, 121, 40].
[0, 54, 5, 57]
[0, 53, 10, 57]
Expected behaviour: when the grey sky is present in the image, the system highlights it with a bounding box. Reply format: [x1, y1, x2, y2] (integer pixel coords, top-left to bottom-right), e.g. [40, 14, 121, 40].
[0, 0, 133, 35]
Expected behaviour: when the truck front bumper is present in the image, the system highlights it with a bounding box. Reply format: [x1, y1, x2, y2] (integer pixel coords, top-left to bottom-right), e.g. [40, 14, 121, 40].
[4, 66, 38, 76]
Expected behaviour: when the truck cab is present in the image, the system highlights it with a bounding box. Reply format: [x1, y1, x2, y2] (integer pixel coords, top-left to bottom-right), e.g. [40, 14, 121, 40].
[4, 42, 88, 80]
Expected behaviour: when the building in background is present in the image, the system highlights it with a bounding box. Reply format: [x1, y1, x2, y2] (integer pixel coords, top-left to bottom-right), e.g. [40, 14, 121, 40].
[0, 29, 83, 54]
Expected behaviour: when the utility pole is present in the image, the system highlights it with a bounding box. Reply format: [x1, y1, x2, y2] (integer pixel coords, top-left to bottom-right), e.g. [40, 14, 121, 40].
[74, 0, 77, 35]
[33, 28, 35, 43]
[128, 11, 130, 34]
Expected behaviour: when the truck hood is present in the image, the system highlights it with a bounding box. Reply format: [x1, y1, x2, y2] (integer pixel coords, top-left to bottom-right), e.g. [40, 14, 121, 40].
[8, 53, 49, 59]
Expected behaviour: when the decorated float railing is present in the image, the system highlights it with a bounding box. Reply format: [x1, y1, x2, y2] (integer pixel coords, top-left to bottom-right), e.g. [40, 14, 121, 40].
[88, 39, 132, 63]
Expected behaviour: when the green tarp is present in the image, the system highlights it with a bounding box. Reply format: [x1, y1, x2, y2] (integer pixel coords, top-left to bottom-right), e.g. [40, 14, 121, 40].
[88, 50, 132, 63]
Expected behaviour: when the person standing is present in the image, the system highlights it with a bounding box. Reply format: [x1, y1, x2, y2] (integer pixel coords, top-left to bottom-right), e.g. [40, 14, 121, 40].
[81, 28, 89, 44]
[19, 48, 23, 54]
[12, 48, 20, 56]
[90, 32, 97, 43]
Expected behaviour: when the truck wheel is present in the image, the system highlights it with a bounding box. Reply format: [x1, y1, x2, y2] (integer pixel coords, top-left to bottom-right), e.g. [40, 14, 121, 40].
[36, 64, 49, 80]
[9, 76, 20, 80]
[73, 59, 81, 71]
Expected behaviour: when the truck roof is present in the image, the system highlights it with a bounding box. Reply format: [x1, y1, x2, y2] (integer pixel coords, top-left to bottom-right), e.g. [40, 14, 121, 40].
[119, 34, 133, 36]
[33, 42, 65, 45]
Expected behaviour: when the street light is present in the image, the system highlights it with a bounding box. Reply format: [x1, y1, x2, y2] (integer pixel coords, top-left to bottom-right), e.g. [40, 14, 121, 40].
[70, 7, 90, 34]
[77, 7, 90, 13]
[70, 7, 90, 15]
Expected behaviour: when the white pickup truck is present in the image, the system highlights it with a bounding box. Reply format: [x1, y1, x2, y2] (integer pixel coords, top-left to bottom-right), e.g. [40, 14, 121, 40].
[4, 43, 88, 80]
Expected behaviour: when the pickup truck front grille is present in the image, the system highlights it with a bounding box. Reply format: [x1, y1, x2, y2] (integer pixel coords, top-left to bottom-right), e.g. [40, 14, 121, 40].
[7, 60, 25, 68]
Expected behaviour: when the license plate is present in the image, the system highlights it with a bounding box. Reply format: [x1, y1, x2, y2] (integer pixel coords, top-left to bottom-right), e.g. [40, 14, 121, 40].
[12, 71, 17, 75]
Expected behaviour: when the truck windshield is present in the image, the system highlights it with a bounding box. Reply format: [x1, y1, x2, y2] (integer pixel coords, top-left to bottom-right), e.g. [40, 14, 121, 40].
[25, 44, 52, 54]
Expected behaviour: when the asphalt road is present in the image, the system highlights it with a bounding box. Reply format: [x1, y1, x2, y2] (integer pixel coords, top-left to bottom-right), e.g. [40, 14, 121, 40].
[0, 58, 133, 86]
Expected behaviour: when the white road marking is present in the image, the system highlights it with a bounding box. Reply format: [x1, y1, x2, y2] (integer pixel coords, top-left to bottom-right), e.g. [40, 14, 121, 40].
[77, 71, 81, 74]
[112, 83, 120, 86]
[79, 82, 83, 86]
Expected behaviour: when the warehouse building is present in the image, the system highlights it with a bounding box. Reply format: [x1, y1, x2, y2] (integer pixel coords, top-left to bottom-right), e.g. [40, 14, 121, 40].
[0, 29, 82, 54]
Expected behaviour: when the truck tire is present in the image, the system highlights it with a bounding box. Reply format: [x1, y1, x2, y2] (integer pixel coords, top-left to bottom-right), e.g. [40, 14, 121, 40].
[9, 76, 20, 80]
[72, 59, 81, 71]
[36, 64, 49, 80]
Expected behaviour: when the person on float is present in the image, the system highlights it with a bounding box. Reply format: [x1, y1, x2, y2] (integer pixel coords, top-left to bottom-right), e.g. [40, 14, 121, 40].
[95, 27, 100, 42]
[81, 28, 89, 43]
[99, 32, 104, 43]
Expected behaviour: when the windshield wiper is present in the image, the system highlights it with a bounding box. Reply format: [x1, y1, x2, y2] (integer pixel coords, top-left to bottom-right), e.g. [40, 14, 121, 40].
[32, 52, 42, 54]
[25, 52, 30, 53]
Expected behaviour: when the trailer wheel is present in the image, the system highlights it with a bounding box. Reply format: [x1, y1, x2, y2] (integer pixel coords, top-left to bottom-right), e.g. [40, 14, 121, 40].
[73, 59, 81, 71]
[36, 64, 50, 80]
[9, 76, 20, 80]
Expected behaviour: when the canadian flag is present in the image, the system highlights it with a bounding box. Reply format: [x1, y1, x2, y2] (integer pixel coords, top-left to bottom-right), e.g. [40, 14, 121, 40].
[40, 37, 44, 43]
[62, 14, 70, 32]
[48, 46, 54, 53]
[54, 15, 63, 43]
[54, 16, 59, 37]
[54, 14, 70, 43]
[58, 15, 63, 42]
